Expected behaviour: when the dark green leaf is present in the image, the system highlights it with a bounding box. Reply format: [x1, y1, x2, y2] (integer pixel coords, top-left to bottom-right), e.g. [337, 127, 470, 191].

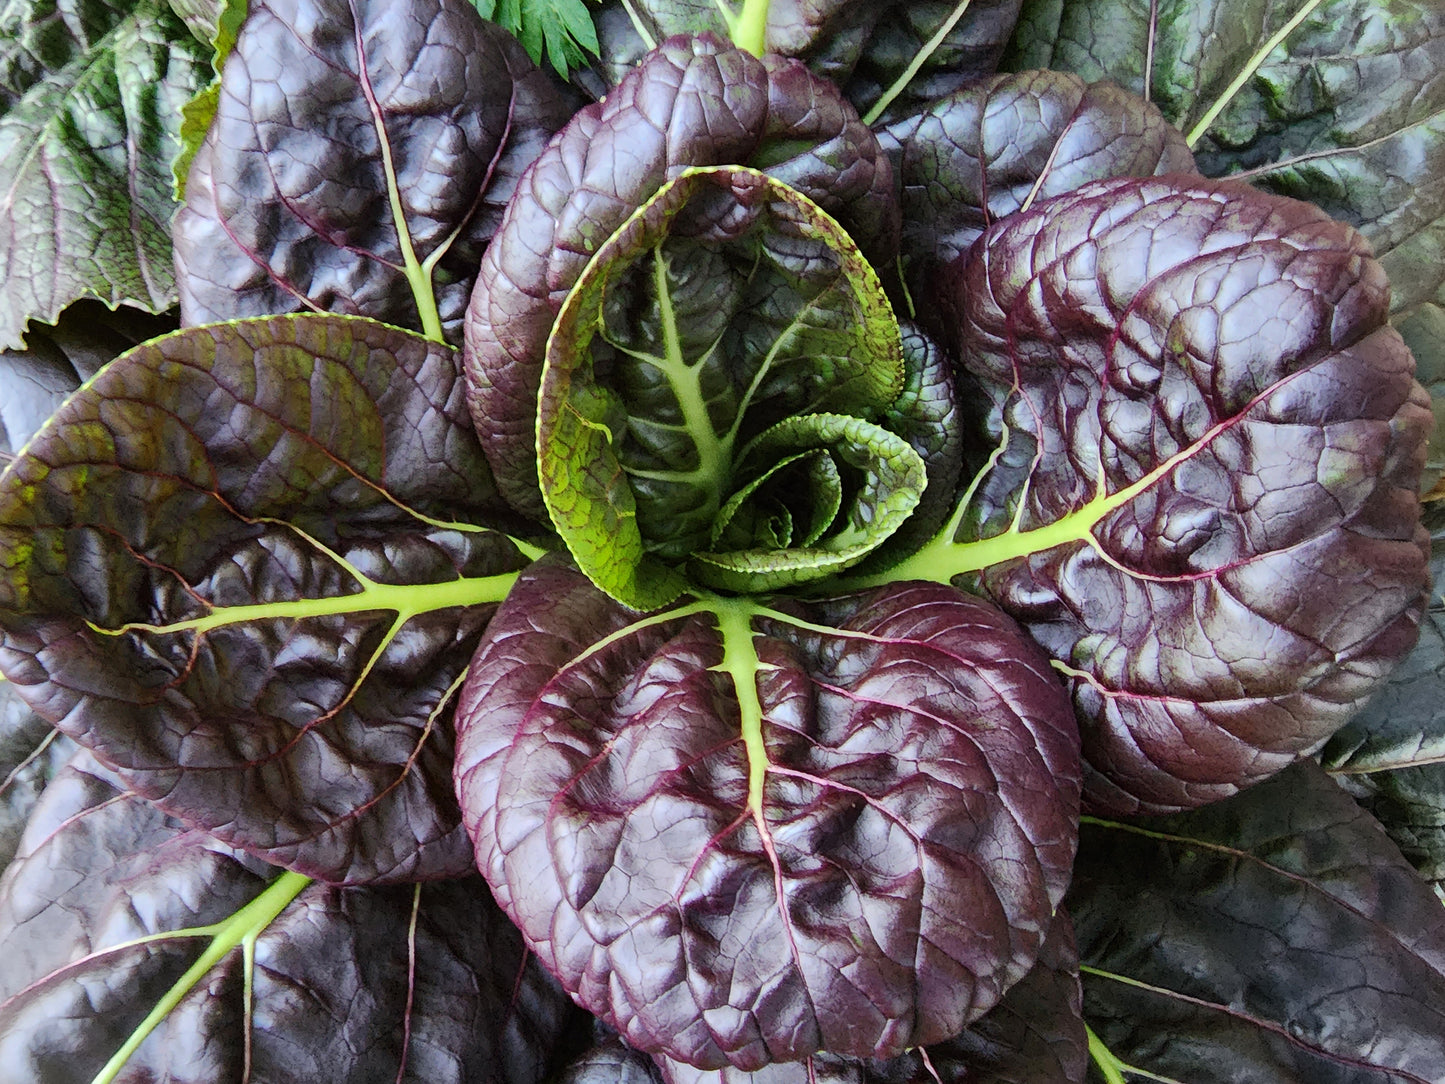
[0, 0, 209, 348]
[0, 314, 532, 885]
[1071, 759, 1445, 1082]
[1323, 503, 1445, 887]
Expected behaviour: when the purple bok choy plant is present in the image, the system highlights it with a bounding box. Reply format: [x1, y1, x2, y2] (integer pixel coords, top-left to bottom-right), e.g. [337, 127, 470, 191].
[0, 0, 1439, 1081]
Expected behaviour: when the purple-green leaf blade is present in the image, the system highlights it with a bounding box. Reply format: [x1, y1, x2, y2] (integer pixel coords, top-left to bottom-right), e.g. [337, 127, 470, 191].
[0, 314, 532, 884]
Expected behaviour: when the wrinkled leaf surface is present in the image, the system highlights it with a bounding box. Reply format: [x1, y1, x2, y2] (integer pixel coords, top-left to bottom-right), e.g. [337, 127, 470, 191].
[878, 69, 1195, 281]
[0, 749, 574, 1083]
[1005, 0, 1445, 377]
[0, 314, 531, 884]
[464, 33, 900, 518]
[652, 907, 1085, 1083]
[455, 557, 1080, 1071]
[891, 175, 1432, 813]
[0, 0, 208, 348]
[173, 0, 577, 341]
[538, 164, 910, 607]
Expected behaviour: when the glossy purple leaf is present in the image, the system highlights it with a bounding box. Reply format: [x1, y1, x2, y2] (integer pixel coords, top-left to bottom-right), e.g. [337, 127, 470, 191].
[454, 557, 1080, 1071]
[0, 749, 575, 1083]
[651, 907, 1086, 1083]
[1071, 759, 1445, 1082]
[900, 175, 1433, 814]
[877, 69, 1195, 284]
[0, 314, 532, 884]
[463, 33, 900, 518]
[173, 0, 578, 341]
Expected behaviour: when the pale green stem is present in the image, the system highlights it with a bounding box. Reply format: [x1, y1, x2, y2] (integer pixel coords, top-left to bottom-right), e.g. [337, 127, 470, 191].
[354, 23, 445, 342]
[712, 598, 769, 816]
[862, 0, 974, 126]
[1184, 0, 1325, 148]
[621, 0, 657, 48]
[731, 0, 771, 56]
[1087, 1025, 1131, 1084]
[91, 871, 312, 1084]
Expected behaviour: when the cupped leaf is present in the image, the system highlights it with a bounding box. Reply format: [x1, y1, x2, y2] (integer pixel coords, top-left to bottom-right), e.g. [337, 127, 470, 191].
[0, 314, 535, 885]
[868, 176, 1433, 814]
[537, 164, 907, 608]
[0, 301, 177, 459]
[0, 749, 575, 1083]
[463, 33, 900, 519]
[877, 69, 1195, 287]
[689, 413, 925, 595]
[1005, 0, 1445, 378]
[454, 557, 1081, 1071]
[173, 0, 578, 343]
[650, 907, 1086, 1083]
[0, 0, 209, 348]
[1070, 759, 1445, 1082]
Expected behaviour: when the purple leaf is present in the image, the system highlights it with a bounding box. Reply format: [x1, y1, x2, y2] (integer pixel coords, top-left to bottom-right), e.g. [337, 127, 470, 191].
[173, 0, 578, 341]
[904, 175, 1433, 814]
[0, 315, 531, 884]
[0, 749, 574, 1083]
[1072, 759, 1445, 1081]
[454, 557, 1080, 1072]
[462, 33, 900, 518]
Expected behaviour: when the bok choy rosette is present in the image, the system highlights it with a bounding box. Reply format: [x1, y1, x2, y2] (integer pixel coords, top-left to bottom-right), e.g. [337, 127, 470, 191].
[0, 0, 1441, 1081]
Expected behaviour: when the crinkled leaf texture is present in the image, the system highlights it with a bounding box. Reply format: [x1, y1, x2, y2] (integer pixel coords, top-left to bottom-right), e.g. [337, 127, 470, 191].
[173, 0, 578, 342]
[454, 557, 1081, 1072]
[0, 0, 208, 348]
[463, 33, 900, 520]
[554, 905, 1085, 1084]
[1005, 0, 1445, 394]
[1324, 502, 1445, 887]
[0, 314, 532, 884]
[648, 907, 1085, 1083]
[878, 69, 1196, 286]
[537, 162, 918, 608]
[903, 175, 1432, 814]
[0, 748, 575, 1084]
[1070, 759, 1445, 1081]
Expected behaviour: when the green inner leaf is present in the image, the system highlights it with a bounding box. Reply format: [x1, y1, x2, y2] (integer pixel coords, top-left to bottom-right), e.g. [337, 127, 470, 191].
[538, 165, 904, 609]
